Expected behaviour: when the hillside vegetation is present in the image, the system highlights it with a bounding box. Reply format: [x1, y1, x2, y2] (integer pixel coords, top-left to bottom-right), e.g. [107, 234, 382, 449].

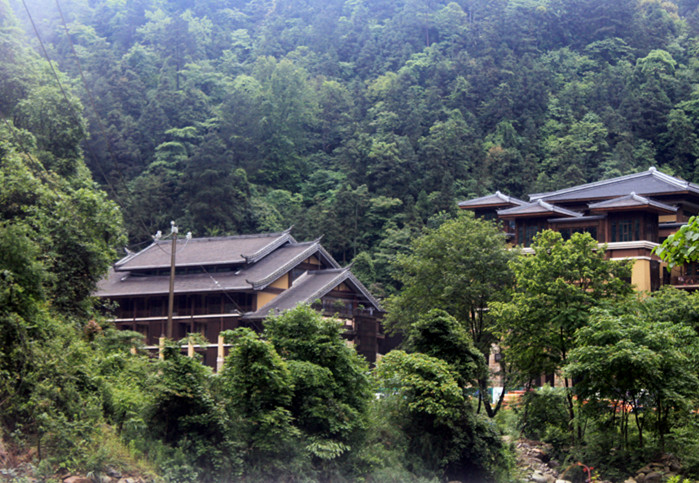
[3, 0, 699, 481]
[6, 0, 699, 288]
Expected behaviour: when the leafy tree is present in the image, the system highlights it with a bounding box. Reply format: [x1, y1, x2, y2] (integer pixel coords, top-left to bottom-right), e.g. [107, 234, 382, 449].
[13, 84, 87, 175]
[263, 304, 372, 476]
[386, 211, 513, 416]
[218, 328, 298, 479]
[655, 215, 699, 267]
[566, 301, 699, 450]
[406, 309, 486, 390]
[146, 346, 236, 481]
[374, 350, 506, 482]
[493, 230, 633, 438]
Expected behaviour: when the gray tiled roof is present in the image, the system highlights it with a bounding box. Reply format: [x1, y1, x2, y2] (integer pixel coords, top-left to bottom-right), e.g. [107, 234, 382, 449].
[96, 240, 335, 297]
[458, 191, 527, 208]
[588, 192, 677, 213]
[497, 199, 583, 218]
[245, 268, 382, 319]
[114, 230, 294, 271]
[246, 240, 340, 289]
[530, 168, 699, 202]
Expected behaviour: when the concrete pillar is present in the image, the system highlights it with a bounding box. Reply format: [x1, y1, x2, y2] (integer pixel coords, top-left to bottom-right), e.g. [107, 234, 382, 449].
[216, 334, 225, 372]
[631, 258, 652, 292]
[187, 338, 195, 358]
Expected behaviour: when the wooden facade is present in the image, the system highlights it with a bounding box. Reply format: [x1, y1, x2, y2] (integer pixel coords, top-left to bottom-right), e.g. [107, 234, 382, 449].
[96, 231, 390, 366]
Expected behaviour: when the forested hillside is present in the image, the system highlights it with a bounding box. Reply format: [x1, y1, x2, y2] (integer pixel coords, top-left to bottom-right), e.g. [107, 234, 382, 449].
[3, 1, 699, 480]
[5, 0, 699, 290]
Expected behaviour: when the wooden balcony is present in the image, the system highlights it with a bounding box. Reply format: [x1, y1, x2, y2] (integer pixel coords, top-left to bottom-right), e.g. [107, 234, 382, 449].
[669, 275, 699, 289]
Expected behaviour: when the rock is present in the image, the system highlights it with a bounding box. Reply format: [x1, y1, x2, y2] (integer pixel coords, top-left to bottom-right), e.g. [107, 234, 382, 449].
[106, 467, 122, 478]
[117, 479, 136, 483]
[623, 479, 637, 483]
[531, 448, 551, 462]
[555, 480, 573, 483]
[63, 477, 92, 483]
[644, 472, 663, 483]
[531, 471, 550, 483]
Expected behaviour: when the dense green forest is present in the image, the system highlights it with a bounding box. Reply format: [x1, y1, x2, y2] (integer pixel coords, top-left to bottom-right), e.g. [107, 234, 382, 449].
[3, 0, 699, 481]
[6, 0, 699, 283]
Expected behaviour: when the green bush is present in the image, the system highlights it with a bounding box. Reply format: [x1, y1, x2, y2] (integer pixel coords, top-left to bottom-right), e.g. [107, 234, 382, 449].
[667, 415, 699, 479]
[517, 385, 570, 442]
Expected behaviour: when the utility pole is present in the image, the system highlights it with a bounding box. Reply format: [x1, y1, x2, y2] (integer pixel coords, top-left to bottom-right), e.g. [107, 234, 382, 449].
[167, 221, 178, 339]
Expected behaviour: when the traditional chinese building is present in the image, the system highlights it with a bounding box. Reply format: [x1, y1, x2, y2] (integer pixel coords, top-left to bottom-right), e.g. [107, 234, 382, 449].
[458, 167, 699, 292]
[95, 229, 390, 366]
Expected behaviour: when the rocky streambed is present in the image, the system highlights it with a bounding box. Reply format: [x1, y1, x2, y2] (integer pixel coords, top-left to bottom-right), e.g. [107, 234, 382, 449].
[510, 437, 685, 483]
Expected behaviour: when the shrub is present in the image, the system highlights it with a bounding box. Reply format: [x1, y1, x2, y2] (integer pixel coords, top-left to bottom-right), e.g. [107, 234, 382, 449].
[517, 385, 570, 443]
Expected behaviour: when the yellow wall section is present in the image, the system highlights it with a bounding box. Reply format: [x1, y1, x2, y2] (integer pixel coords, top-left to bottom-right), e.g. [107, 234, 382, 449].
[256, 291, 277, 309]
[256, 274, 290, 309]
[659, 214, 677, 223]
[269, 273, 289, 289]
[631, 258, 652, 292]
[308, 255, 320, 266]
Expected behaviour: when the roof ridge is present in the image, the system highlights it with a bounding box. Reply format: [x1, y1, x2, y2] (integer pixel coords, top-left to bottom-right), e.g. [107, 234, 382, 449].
[588, 191, 678, 212]
[249, 270, 323, 316]
[302, 269, 352, 306]
[174, 230, 293, 243]
[304, 267, 382, 312]
[538, 200, 583, 217]
[288, 237, 323, 247]
[529, 169, 656, 201]
[499, 199, 582, 217]
[247, 241, 323, 290]
[241, 232, 293, 263]
[649, 167, 694, 189]
[458, 191, 527, 206]
[114, 242, 155, 266]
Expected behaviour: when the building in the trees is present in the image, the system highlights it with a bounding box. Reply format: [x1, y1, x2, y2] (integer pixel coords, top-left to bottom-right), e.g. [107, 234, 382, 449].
[459, 167, 699, 292]
[460, 168, 699, 401]
[95, 229, 389, 367]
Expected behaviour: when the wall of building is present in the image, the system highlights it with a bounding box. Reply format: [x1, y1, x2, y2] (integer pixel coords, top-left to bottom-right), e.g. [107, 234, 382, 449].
[631, 258, 652, 292]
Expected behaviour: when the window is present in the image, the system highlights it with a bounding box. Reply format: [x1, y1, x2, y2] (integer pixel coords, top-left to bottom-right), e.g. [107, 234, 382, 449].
[117, 299, 133, 318]
[611, 219, 640, 242]
[559, 226, 598, 241]
[149, 298, 164, 316]
[524, 225, 540, 246]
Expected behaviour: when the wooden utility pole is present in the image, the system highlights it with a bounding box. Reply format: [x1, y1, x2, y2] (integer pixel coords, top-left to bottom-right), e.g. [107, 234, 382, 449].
[167, 221, 178, 339]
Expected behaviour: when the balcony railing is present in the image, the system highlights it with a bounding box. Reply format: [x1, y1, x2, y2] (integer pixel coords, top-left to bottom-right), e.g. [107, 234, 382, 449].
[113, 312, 243, 323]
[670, 274, 699, 288]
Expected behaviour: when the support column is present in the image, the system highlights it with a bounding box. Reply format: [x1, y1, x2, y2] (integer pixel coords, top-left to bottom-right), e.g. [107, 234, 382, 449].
[188, 337, 195, 358]
[216, 334, 225, 372]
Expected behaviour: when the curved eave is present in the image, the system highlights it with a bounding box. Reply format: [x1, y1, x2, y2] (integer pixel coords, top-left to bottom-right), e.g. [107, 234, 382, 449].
[248, 241, 324, 290]
[241, 230, 295, 263]
[588, 205, 677, 215]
